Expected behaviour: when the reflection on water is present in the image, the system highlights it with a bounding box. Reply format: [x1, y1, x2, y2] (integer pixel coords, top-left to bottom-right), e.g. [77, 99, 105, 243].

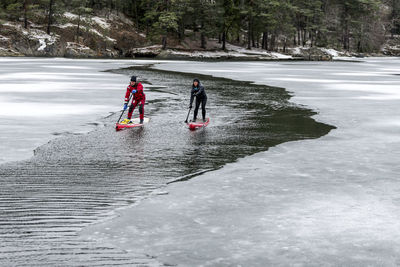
[0, 65, 334, 265]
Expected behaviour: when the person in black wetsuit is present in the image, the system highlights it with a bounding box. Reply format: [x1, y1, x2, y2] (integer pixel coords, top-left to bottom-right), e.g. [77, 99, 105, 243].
[189, 78, 207, 122]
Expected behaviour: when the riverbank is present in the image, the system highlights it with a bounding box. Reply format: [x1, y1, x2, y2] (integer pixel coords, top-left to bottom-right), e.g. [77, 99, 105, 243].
[81, 58, 400, 266]
[1, 17, 398, 60]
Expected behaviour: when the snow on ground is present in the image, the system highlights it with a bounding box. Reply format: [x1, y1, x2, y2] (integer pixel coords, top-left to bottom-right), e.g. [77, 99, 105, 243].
[89, 28, 116, 42]
[91, 16, 111, 29]
[0, 35, 9, 41]
[3, 22, 58, 51]
[55, 23, 79, 29]
[66, 42, 92, 52]
[320, 48, 340, 57]
[61, 12, 114, 42]
[55, 23, 116, 43]
[82, 58, 400, 265]
[0, 58, 157, 164]
[64, 12, 78, 20]
[132, 43, 293, 59]
[168, 49, 249, 58]
[226, 44, 292, 59]
[270, 51, 292, 59]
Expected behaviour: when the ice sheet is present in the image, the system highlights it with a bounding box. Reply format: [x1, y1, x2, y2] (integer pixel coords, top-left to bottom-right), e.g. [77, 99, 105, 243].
[0, 58, 154, 164]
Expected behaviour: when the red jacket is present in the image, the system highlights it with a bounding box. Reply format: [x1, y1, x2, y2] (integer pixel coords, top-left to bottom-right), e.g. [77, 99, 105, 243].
[125, 83, 145, 102]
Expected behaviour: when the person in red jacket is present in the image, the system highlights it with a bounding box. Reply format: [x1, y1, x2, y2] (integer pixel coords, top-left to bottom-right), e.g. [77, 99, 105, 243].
[121, 76, 146, 124]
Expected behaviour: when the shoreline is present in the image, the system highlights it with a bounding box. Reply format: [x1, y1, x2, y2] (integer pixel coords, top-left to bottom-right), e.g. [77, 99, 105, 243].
[0, 54, 394, 61]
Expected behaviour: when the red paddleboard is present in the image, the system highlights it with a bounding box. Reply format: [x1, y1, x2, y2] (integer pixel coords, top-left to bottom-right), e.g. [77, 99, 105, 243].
[116, 118, 149, 131]
[188, 118, 210, 130]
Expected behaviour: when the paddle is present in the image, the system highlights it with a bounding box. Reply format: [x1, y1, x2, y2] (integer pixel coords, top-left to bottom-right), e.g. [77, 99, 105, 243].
[116, 93, 133, 125]
[184, 108, 192, 123]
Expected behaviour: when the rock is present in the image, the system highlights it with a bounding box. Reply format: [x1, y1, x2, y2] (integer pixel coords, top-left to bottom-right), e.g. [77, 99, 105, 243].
[64, 42, 97, 58]
[382, 44, 400, 56]
[0, 47, 23, 56]
[287, 47, 333, 61]
[130, 45, 162, 58]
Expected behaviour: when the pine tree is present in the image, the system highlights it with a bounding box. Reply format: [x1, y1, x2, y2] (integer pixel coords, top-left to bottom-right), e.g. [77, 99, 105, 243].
[70, 0, 92, 42]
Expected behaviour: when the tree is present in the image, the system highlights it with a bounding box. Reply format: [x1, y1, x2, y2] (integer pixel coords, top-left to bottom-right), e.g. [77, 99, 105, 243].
[47, 0, 55, 34]
[390, 0, 400, 37]
[157, 11, 179, 49]
[217, 0, 240, 50]
[71, 0, 92, 42]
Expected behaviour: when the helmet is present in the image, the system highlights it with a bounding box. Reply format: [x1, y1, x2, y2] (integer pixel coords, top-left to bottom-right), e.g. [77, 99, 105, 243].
[130, 76, 137, 82]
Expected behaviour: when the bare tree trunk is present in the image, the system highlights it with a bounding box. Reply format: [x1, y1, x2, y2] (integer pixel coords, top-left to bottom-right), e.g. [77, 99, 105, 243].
[178, 18, 185, 41]
[201, 25, 206, 49]
[251, 28, 255, 48]
[247, 19, 251, 49]
[297, 28, 301, 46]
[162, 36, 167, 50]
[23, 0, 28, 29]
[261, 32, 266, 49]
[264, 31, 269, 50]
[256, 33, 259, 48]
[133, 0, 139, 28]
[46, 0, 55, 34]
[270, 34, 276, 51]
[391, 0, 396, 38]
[200, 15, 206, 48]
[310, 32, 314, 47]
[222, 29, 226, 50]
[77, 11, 81, 42]
[283, 38, 287, 53]
[201, 32, 206, 49]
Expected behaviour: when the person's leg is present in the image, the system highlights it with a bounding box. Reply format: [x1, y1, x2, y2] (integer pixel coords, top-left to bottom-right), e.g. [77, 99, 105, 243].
[193, 97, 200, 121]
[139, 102, 144, 123]
[128, 101, 138, 120]
[201, 96, 207, 121]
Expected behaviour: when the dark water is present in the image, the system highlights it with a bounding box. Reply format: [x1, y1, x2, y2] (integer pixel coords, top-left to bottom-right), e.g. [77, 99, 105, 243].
[0, 65, 334, 265]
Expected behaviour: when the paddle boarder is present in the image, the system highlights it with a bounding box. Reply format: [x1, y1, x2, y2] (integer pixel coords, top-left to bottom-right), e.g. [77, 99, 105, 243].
[121, 76, 146, 124]
[189, 78, 207, 122]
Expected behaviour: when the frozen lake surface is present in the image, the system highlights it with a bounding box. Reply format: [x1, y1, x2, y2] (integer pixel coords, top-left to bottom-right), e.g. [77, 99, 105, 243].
[82, 58, 400, 266]
[0, 58, 331, 265]
[0, 58, 155, 164]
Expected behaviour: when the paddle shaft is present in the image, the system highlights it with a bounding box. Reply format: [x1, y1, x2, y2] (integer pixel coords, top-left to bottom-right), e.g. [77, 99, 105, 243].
[185, 108, 191, 123]
[117, 93, 133, 123]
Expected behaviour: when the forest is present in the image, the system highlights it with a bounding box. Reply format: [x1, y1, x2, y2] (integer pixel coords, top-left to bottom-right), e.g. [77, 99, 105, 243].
[1, 0, 399, 53]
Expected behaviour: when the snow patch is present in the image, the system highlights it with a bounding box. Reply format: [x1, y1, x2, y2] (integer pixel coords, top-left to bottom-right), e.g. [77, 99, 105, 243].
[56, 23, 79, 29]
[0, 35, 10, 41]
[89, 29, 116, 43]
[64, 12, 79, 20]
[37, 39, 46, 51]
[66, 42, 92, 51]
[92, 16, 110, 29]
[270, 52, 292, 59]
[321, 48, 340, 57]
[291, 47, 302, 55]
[3, 22, 58, 51]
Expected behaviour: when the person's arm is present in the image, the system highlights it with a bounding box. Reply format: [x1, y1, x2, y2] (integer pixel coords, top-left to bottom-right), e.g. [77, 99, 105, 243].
[124, 86, 131, 102]
[135, 83, 143, 94]
[189, 88, 195, 108]
[193, 85, 204, 96]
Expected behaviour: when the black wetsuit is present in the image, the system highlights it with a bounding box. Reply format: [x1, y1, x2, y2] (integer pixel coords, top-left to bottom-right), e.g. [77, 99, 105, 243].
[190, 81, 207, 121]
